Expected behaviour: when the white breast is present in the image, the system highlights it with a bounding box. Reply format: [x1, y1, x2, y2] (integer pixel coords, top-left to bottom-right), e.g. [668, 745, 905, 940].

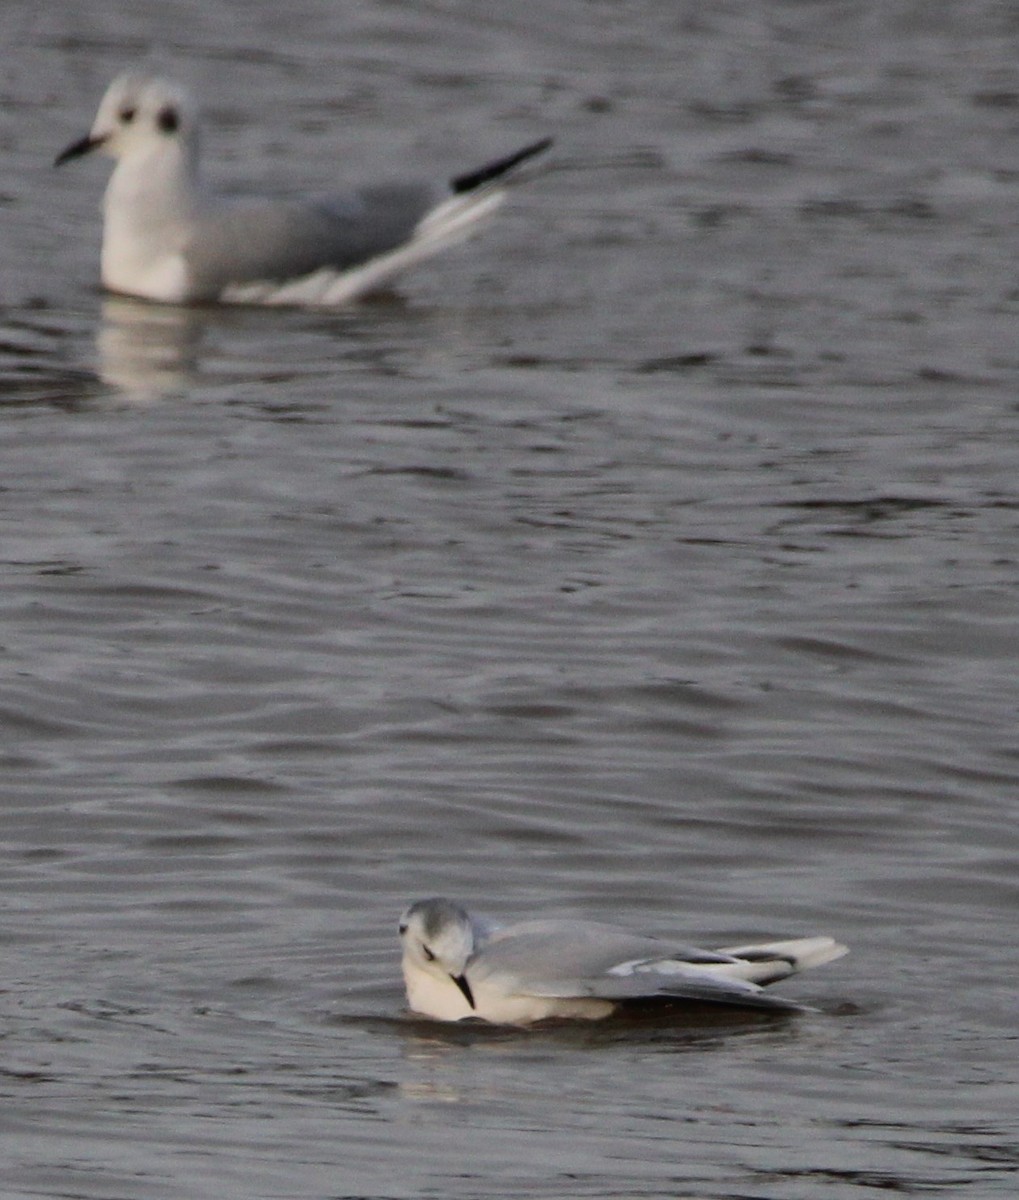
[101, 244, 190, 303]
[402, 963, 475, 1021]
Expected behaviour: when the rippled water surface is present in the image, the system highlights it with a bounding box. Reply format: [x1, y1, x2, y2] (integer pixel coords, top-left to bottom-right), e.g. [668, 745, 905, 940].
[3, 2, 1019, 1197]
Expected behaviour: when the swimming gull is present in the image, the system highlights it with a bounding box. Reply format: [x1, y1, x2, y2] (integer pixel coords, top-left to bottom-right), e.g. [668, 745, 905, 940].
[55, 72, 552, 306]
[399, 897, 847, 1024]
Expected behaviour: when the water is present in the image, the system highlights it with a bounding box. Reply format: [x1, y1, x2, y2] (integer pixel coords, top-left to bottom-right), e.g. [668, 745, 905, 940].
[3, 1, 1019, 1196]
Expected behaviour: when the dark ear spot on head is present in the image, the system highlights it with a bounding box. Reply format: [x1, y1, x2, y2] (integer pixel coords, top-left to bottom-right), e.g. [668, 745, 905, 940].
[422, 946, 436, 962]
[157, 106, 179, 134]
[119, 105, 136, 124]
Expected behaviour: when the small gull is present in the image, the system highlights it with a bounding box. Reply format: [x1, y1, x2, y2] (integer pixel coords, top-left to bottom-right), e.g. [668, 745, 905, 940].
[399, 897, 847, 1025]
[55, 72, 552, 306]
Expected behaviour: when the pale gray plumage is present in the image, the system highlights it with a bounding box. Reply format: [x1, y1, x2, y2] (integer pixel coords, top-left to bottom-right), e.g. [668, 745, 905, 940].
[181, 186, 439, 300]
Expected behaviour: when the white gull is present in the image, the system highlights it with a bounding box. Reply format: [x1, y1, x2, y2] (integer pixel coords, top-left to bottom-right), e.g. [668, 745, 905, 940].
[399, 897, 847, 1025]
[55, 72, 551, 306]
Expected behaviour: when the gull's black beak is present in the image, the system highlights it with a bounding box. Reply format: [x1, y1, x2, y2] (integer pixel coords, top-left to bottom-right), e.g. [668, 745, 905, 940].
[54, 133, 107, 167]
[452, 973, 475, 1010]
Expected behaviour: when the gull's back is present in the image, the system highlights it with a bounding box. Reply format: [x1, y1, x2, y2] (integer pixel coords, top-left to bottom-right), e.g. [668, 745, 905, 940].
[476, 919, 719, 983]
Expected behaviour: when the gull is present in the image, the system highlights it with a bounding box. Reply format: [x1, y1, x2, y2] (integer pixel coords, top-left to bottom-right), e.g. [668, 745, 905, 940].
[54, 72, 552, 306]
[399, 897, 847, 1025]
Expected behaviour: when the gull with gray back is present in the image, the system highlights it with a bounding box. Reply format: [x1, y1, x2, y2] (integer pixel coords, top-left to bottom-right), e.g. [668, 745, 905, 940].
[399, 897, 848, 1025]
[55, 72, 551, 306]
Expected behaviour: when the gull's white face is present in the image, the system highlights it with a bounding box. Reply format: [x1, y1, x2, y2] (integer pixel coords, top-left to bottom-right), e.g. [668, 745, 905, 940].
[89, 75, 195, 160]
[398, 899, 477, 1006]
[56, 73, 198, 170]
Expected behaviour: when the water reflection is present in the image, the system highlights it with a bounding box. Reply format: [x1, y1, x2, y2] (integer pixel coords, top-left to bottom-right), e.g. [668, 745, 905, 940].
[346, 1004, 803, 1058]
[97, 296, 205, 400]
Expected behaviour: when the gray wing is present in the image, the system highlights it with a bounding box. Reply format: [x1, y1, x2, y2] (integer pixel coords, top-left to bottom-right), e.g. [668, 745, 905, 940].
[473, 920, 803, 1012]
[184, 183, 438, 298]
[533, 966, 804, 1011]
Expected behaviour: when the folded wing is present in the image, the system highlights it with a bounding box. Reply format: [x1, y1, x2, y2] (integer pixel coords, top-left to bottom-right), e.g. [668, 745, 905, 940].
[186, 185, 436, 299]
[474, 921, 845, 1012]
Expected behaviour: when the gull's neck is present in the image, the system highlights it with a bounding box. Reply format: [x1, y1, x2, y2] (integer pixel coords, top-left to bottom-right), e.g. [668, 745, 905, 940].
[101, 137, 205, 301]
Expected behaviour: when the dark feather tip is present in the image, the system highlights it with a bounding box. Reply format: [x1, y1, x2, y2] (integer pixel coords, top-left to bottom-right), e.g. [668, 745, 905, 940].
[451, 137, 553, 194]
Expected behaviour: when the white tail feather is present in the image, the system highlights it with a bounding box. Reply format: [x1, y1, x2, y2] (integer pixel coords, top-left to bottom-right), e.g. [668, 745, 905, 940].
[708, 936, 848, 985]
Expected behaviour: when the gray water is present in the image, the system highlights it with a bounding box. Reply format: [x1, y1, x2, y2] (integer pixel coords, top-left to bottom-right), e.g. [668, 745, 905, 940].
[3, 1, 1019, 1196]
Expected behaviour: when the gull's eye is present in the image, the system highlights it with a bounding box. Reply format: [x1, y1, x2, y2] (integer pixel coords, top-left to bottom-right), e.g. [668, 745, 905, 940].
[119, 105, 136, 124]
[422, 946, 436, 963]
[157, 106, 179, 134]
[398, 922, 408, 936]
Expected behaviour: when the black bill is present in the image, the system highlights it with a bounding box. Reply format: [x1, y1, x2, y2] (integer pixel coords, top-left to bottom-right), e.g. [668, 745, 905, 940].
[54, 133, 107, 167]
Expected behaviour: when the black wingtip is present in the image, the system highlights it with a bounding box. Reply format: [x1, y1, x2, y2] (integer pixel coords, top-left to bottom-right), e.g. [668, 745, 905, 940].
[450, 136, 553, 194]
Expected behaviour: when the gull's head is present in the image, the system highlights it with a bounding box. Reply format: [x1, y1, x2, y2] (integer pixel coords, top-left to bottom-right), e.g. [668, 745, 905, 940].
[55, 73, 199, 168]
[399, 898, 476, 1008]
